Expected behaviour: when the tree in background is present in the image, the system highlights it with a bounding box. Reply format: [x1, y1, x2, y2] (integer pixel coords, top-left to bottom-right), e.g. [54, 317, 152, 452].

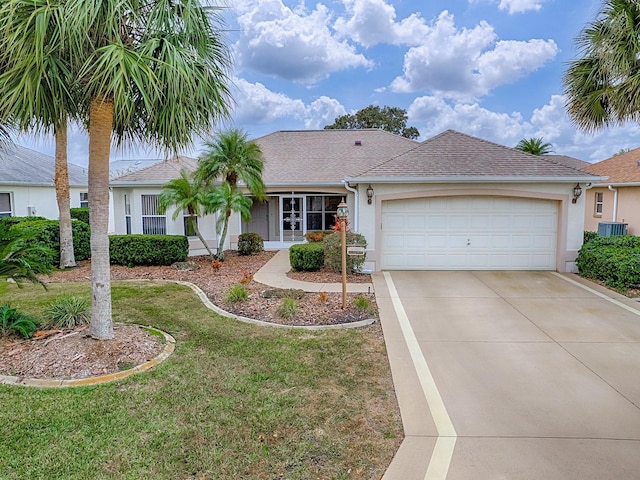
[515, 137, 554, 155]
[324, 105, 420, 139]
[0, 0, 79, 269]
[563, 0, 640, 131]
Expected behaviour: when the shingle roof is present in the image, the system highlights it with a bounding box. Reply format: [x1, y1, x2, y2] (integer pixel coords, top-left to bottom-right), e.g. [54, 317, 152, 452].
[351, 130, 597, 181]
[583, 147, 640, 183]
[110, 156, 198, 184]
[110, 158, 164, 179]
[0, 144, 88, 186]
[253, 129, 419, 185]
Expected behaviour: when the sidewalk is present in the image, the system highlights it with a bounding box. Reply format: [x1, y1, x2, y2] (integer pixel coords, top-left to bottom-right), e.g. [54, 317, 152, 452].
[254, 250, 374, 294]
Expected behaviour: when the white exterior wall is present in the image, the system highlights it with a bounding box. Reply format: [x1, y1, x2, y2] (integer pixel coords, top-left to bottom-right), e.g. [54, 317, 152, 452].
[0, 184, 87, 219]
[111, 186, 227, 257]
[356, 182, 585, 273]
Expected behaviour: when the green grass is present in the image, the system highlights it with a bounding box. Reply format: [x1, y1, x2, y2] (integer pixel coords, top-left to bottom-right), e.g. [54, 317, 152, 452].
[0, 280, 402, 479]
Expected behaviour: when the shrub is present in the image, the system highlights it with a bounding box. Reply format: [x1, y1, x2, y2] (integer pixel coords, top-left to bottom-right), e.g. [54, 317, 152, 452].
[576, 235, 640, 289]
[0, 304, 38, 339]
[290, 243, 324, 271]
[44, 296, 90, 329]
[276, 297, 298, 319]
[0, 216, 47, 235]
[237, 232, 264, 255]
[109, 235, 189, 266]
[225, 284, 249, 303]
[305, 230, 334, 242]
[584, 230, 598, 244]
[323, 232, 367, 273]
[70, 207, 90, 225]
[7, 219, 91, 267]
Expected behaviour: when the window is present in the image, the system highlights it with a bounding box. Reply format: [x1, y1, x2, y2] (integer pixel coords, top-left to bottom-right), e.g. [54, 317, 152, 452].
[79, 192, 89, 208]
[595, 191, 603, 216]
[0, 193, 12, 218]
[124, 194, 132, 234]
[306, 195, 341, 231]
[141, 194, 166, 234]
[183, 208, 198, 237]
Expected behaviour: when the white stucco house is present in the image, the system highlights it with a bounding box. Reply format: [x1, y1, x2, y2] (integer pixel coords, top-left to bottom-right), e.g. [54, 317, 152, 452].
[0, 144, 88, 219]
[109, 129, 603, 272]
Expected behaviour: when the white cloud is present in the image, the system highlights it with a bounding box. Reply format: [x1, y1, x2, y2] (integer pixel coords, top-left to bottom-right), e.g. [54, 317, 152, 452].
[304, 96, 347, 129]
[390, 11, 558, 99]
[230, 77, 307, 125]
[233, 0, 373, 83]
[334, 0, 430, 47]
[498, 0, 545, 14]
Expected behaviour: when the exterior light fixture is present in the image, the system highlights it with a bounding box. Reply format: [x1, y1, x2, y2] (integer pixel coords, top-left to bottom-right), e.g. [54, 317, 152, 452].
[366, 184, 374, 204]
[337, 198, 349, 309]
[572, 183, 583, 204]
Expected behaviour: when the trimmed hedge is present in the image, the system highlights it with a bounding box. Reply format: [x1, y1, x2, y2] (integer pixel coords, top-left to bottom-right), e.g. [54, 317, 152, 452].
[237, 232, 264, 255]
[583, 230, 598, 243]
[70, 207, 90, 225]
[0, 216, 47, 235]
[323, 232, 367, 273]
[109, 234, 189, 266]
[576, 235, 640, 289]
[7, 219, 91, 267]
[290, 242, 324, 271]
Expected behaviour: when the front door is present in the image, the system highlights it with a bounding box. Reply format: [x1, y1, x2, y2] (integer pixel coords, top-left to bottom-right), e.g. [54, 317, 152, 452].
[243, 200, 270, 241]
[281, 196, 305, 242]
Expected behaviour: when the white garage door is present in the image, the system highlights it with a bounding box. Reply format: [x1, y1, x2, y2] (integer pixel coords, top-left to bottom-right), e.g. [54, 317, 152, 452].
[381, 196, 557, 270]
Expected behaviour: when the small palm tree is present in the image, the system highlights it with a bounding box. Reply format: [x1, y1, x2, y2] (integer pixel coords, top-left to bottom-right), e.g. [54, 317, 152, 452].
[204, 183, 253, 260]
[515, 137, 553, 155]
[0, 231, 52, 288]
[197, 129, 267, 199]
[158, 169, 216, 259]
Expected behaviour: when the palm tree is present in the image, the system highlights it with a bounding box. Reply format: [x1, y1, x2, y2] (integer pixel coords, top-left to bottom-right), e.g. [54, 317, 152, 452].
[2, 0, 231, 339]
[0, 0, 79, 269]
[158, 169, 217, 259]
[197, 129, 267, 197]
[515, 137, 554, 155]
[204, 182, 253, 259]
[563, 0, 640, 131]
[0, 230, 52, 288]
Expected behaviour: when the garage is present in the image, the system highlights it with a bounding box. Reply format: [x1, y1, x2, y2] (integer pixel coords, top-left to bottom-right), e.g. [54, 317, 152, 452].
[381, 196, 558, 270]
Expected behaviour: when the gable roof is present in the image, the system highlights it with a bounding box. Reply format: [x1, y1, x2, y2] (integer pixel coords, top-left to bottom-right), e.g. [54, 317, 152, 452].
[583, 147, 640, 184]
[350, 130, 599, 183]
[110, 158, 164, 179]
[0, 144, 88, 186]
[253, 129, 419, 185]
[110, 156, 198, 185]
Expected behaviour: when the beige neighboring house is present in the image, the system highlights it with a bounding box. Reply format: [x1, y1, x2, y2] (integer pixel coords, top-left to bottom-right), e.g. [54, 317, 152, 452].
[583, 148, 640, 235]
[0, 144, 88, 219]
[109, 129, 601, 272]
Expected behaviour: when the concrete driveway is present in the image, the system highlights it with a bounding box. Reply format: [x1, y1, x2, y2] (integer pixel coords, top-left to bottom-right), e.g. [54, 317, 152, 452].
[372, 271, 640, 480]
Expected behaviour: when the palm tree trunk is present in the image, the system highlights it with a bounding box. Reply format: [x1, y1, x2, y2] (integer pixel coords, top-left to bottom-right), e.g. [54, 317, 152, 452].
[87, 97, 114, 340]
[191, 216, 215, 259]
[217, 210, 231, 260]
[55, 123, 76, 269]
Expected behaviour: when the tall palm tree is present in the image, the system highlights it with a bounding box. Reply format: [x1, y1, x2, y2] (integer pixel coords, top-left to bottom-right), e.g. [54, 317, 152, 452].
[158, 169, 217, 259]
[0, 0, 79, 269]
[563, 0, 640, 131]
[515, 137, 554, 155]
[204, 182, 253, 259]
[2, 0, 231, 339]
[197, 129, 267, 197]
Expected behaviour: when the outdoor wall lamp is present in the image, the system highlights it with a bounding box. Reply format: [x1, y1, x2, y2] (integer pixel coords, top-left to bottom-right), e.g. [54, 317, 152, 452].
[572, 183, 583, 204]
[366, 184, 374, 204]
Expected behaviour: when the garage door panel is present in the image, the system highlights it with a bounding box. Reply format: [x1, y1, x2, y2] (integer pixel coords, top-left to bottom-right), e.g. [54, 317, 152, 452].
[382, 196, 557, 270]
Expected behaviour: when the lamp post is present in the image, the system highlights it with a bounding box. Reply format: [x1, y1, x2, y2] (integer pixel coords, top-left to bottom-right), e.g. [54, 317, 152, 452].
[336, 198, 349, 309]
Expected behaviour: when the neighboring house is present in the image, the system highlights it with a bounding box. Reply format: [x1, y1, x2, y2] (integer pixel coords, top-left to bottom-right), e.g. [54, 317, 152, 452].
[583, 148, 640, 235]
[0, 144, 88, 219]
[110, 129, 601, 272]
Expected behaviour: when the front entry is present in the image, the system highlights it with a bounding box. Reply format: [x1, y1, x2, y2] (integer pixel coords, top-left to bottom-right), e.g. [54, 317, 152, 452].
[281, 196, 304, 242]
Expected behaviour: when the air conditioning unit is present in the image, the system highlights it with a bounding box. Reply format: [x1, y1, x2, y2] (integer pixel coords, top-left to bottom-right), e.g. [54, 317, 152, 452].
[598, 222, 628, 237]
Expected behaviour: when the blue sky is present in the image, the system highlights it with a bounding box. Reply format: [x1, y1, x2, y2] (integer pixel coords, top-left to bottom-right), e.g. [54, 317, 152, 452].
[15, 0, 640, 166]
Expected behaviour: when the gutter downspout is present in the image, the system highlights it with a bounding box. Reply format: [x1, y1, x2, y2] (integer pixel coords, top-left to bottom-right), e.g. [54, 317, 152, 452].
[342, 181, 359, 232]
[608, 185, 618, 222]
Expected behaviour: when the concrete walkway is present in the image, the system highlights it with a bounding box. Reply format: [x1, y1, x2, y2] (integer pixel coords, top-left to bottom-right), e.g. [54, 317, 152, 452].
[254, 249, 374, 293]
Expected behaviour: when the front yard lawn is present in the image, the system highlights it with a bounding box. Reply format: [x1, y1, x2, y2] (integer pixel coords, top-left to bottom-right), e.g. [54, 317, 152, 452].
[0, 281, 402, 479]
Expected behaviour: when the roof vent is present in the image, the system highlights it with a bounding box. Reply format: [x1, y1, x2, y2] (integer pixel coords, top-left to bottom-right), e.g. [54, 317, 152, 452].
[354, 140, 362, 146]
